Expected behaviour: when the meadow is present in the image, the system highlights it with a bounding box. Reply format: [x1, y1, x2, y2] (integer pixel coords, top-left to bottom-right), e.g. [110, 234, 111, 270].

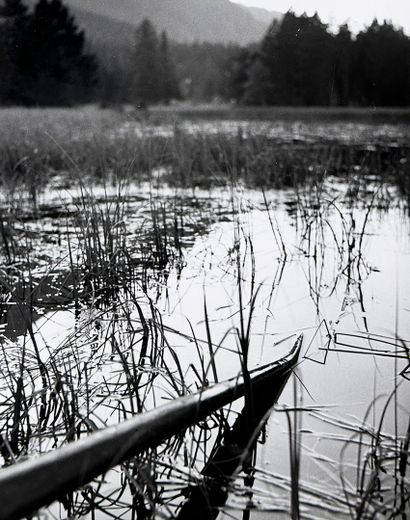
[0, 106, 409, 519]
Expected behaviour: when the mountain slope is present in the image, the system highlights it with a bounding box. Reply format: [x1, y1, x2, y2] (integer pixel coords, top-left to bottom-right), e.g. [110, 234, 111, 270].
[244, 5, 282, 26]
[55, 0, 280, 45]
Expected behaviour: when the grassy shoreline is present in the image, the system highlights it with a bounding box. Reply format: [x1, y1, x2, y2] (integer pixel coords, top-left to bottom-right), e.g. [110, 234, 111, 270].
[150, 104, 410, 123]
[2, 103, 410, 122]
[0, 106, 409, 203]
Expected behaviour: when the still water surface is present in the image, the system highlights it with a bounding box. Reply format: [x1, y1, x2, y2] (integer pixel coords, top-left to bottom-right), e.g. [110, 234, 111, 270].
[2, 121, 409, 518]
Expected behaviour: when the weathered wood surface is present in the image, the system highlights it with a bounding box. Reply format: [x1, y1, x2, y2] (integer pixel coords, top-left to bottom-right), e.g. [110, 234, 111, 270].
[177, 334, 303, 519]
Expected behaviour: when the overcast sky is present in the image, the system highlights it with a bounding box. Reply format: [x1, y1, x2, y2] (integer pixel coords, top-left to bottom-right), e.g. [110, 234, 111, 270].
[232, 0, 410, 34]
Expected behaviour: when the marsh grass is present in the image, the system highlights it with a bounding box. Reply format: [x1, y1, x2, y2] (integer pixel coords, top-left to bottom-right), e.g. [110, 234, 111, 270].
[0, 107, 409, 519]
[0, 108, 409, 202]
[71, 185, 129, 305]
[0, 176, 245, 518]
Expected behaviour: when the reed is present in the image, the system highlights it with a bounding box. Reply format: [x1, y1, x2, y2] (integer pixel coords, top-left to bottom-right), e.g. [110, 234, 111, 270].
[1, 107, 409, 200]
[0, 106, 408, 519]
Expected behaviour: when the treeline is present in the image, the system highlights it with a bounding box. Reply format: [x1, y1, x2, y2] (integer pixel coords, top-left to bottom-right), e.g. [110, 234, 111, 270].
[0, 0, 97, 105]
[0, 1, 181, 106]
[172, 42, 240, 102]
[132, 19, 179, 106]
[1, 1, 410, 107]
[229, 11, 410, 106]
[97, 39, 239, 106]
[0, 0, 234, 107]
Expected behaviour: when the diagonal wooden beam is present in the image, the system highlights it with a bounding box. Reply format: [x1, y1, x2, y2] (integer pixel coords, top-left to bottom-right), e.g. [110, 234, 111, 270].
[0, 336, 302, 520]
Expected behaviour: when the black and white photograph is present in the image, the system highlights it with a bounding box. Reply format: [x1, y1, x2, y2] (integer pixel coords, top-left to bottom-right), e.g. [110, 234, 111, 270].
[0, 0, 409, 518]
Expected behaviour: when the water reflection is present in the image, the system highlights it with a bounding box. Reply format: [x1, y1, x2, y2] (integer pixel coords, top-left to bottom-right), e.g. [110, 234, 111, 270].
[1, 175, 409, 517]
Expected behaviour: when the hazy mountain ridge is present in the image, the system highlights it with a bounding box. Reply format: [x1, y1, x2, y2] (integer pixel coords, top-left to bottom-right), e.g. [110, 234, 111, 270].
[244, 5, 282, 25]
[47, 0, 281, 45]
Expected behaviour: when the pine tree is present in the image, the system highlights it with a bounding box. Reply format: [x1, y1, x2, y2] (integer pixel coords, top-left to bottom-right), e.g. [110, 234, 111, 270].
[241, 58, 272, 105]
[24, 0, 97, 105]
[134, 19, 160, 105]
[259, 15, 297, 104]
[334, 25, 353, 106]
[0, 0, 30, 104]
[159, 31, 180, 104]
[134, 21, 181, 105]
[248, 12, 335, 106]
[296, 13, 334, 105]
[227, 47, 253, 104]
[353, 20, 410, 106]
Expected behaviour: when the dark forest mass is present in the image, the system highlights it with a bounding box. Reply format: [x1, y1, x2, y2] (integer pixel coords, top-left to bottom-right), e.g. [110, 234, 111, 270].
[1, 0, 409, 107]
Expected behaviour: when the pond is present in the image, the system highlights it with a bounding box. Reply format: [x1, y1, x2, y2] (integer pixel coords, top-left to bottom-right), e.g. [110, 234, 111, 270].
[0, 115, 409, 519]
[158, 183, 410, 518]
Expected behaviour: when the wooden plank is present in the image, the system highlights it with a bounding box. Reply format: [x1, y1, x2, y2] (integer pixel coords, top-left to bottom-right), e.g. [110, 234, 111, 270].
[0, 336, 302, 520]
[177, 335, 303, 519]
